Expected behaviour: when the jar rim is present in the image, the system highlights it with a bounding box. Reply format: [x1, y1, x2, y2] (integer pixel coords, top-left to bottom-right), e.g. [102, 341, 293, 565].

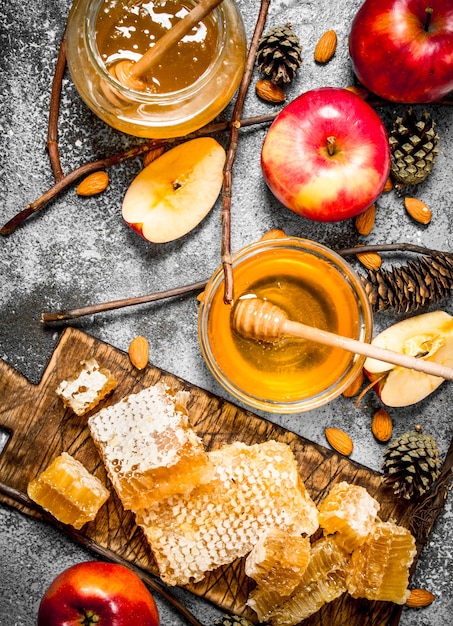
[84, 0, 228, 104]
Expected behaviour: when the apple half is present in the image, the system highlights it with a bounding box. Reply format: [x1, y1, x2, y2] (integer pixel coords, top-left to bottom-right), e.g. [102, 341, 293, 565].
[364, 310, 453, 407]
[122, 137, 226, 243]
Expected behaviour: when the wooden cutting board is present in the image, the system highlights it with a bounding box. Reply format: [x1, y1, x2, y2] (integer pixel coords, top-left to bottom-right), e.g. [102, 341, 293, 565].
[0, 327, 451, 625]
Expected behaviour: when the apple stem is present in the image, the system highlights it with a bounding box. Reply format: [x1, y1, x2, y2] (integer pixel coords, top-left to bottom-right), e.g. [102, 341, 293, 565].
[425, 7, 433, 31]
[326, 135, 337, 156]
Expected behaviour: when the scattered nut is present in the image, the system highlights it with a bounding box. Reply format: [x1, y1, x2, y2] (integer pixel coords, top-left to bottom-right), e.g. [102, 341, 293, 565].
[255, 79, 286, 103]
[143, 145, 165, 167]
[405, 588, 435, 608]
[342, 370, 364, 397]
[355, 203, 376, 235]
[76, 171, 109, 196]
[128, 335, 149, 370]
[404, 197, 432, 225]
[356, 251, 382, 271]
[325, 427, 354, 456]
[382, 177, 393, 193]
[314, 29, 337, 63]
[260, 228, 288, 241]
[371, 408, 393, 442]
[345, 85, 370, 100]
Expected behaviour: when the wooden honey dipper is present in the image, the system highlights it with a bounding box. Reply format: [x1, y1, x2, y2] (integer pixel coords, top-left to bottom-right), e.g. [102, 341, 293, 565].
[232, 296, 453, 381]
[111, 0, 225, 90]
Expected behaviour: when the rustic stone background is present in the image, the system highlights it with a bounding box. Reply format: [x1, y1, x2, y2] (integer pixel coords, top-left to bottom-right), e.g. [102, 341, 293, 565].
[1, 0, 452, 624]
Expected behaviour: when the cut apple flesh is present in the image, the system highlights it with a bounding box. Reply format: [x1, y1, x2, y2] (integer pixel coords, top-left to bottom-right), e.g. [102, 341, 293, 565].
[122, 137, 226, 243]
[364, 310, 453, 407]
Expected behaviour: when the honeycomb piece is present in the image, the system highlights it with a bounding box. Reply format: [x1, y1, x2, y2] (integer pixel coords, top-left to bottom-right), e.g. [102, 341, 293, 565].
[56, 358, 117, 416]
[247, 536, 350, 624]
[27, 452, 110, 529]
[318, 481, 380, 552]
[245, 528, 310, 596]
[136, 440, 319, 586]
[88, 382, 212, 510]
[346, 519, 417, 604]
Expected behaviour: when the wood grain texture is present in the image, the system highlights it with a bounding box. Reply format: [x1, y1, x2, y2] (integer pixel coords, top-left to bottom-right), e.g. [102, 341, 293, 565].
[0, 327, 451, 625]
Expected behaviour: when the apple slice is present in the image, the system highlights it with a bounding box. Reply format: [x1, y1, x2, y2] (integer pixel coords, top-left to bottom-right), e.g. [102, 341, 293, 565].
[364, 310, 453, 407]
[122, 137, 226, 243]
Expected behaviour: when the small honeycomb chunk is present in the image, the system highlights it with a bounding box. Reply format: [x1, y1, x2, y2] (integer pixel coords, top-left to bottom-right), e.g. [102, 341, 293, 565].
[56, 358, 117, 416]
[318, 481, 380, 552]
[346, 519, 417, 604]
[248, 536, 350, 624]
[27, 452, 110, 529]
[245, 528, 310, 596]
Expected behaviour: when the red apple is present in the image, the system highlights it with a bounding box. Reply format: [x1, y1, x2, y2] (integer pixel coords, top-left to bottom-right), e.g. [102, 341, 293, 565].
[349, 0, 453, 103]
[261, 87, 390, 222]
[38, 562, 160, 626]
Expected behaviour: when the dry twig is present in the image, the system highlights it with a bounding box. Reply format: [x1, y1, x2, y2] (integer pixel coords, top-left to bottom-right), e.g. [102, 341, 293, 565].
[47, 26, 67, 183]
[0, 114, 277, 237]
[221, 0, 272, 304]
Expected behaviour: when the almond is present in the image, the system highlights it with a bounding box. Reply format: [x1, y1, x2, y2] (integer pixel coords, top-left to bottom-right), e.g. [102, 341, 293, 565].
[128, 335, 149, 370]
[382, 177, 393, 193]
[314, 29, 337, 63]
[325, 427, 353, 456]
[404, 197, 432, 224]
[342, 370, 364, 398]
[355, 203, 376, 235]
[143, 145, 165, 167]
[260, 228, 288, 241]
[76, 171, 109, 196]
[255, 79, 286, 103]
[345, 85, 370, 100]
[371, 408, 393, 442]
[356, 251, 382, 271]
[405, 588, 435, 608]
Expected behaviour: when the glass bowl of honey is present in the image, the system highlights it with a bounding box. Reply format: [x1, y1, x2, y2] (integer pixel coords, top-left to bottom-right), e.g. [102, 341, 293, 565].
[198, 237, 373, 413]
[65, 0, 247, 138]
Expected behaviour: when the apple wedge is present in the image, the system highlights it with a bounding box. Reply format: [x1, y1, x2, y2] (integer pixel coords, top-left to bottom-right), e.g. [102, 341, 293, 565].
[364, 310, 453, 407]
[122, 137, 226, 243]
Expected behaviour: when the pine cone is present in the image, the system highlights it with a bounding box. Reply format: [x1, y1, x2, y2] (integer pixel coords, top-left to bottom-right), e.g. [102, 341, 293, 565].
[383, 427, 441, 500]
[256, 23, 302, 85]
[214, 615, 255, 626]
[389, 108, 439, 187]
[360, 252, 453, 314]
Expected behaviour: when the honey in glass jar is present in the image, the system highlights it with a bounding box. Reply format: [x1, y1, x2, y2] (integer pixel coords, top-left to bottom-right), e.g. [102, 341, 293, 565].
[65, 0, 247, 137]
[198, 238, 373, 413]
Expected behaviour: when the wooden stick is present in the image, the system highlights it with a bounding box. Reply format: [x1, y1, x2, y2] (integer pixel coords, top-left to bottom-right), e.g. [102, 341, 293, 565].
[41, 279, 208, 323]
[1, 113, 277, 237]
[221, 0, 272, 304]
[114, 0, 224, 88]
[46, 25, 67, 183]
[233, 297, 453, 380]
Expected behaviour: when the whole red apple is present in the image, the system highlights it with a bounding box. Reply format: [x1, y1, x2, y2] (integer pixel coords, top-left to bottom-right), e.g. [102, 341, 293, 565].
[349, 0, 453, 103]
[261, 87, 390, 222]
[38, 562, 160, 626]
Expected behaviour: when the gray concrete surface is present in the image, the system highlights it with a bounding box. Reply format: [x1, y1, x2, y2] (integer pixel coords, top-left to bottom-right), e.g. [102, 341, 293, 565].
[1, 0, 452, 624]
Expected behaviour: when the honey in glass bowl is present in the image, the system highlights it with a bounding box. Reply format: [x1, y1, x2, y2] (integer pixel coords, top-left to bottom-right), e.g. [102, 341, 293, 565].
[198, 237, 373, 413]
[65, 0, 246, 138]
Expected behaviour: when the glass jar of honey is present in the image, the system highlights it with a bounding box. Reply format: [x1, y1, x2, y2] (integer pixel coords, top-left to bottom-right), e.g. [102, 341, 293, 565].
[198, 237, 373, 413]
[65, 0, 247, 138]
